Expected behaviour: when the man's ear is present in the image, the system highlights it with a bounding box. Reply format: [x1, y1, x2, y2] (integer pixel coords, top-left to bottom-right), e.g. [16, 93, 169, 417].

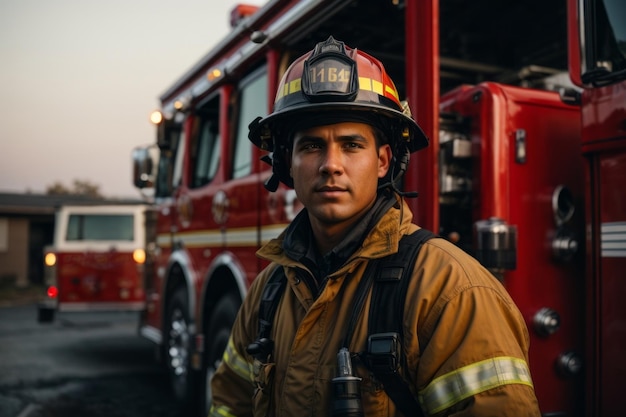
[378, 144, 392, 179]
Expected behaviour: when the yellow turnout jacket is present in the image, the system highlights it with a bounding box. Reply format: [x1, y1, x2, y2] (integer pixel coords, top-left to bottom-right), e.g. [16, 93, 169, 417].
[210, 199, 540, 416]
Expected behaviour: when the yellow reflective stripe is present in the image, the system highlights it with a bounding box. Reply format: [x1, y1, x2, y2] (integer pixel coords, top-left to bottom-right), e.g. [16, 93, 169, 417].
[358, 77, 372, 91]
[209, 404, 236, 417]
[287, 79, 301, 96]
[419, 356, 534, 414]
[359, 77, 383, 95]
[276, 78, 302, 100]
[223, 336, 254, 383]
[385, 84, 399, 100]
[275, 77, 396, 102]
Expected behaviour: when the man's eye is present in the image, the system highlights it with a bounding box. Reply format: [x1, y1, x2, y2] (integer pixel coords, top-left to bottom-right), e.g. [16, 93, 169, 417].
[301, 143, 321, 151]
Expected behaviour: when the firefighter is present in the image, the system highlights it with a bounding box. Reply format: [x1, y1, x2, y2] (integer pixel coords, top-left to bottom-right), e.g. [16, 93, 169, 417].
[209, 36, 540, 416]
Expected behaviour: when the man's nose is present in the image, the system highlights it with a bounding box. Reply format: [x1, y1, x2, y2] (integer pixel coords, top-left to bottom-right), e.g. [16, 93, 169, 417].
[319, 145, 344, 175]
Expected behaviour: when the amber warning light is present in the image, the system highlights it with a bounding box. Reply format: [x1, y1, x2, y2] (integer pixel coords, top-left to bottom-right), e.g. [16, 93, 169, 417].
[133, 248, 146, 264]
[150, 110, 163, 125]
[44, 252, 56, 267]
[207, 68, 222, 81]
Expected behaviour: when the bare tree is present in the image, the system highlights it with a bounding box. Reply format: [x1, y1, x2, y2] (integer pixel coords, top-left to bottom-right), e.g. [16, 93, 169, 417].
[46, 179, 103, 198]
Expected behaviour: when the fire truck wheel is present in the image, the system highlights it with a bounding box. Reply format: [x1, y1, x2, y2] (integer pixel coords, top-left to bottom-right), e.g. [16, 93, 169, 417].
[202, 292, 240, 414]
[165, 288, 193, 406]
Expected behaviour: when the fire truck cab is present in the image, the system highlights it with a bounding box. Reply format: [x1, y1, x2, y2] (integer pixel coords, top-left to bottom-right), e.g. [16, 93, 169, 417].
[132, 0, 625, 415]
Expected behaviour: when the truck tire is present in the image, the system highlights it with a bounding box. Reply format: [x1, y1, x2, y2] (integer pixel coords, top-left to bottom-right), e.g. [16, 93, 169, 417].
[37, 305, 55, 323]
[201, 292, 240, 415]
[165, 288, 194, 406]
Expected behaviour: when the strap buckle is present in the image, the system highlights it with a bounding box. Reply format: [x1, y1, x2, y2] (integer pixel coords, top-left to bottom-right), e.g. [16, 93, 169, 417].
[365, 332, 401, 374]
[246, 337, 274, 362]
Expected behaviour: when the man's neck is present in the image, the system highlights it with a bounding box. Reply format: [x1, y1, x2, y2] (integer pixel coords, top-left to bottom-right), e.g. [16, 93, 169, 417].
[308, 198, 381, 255]
[310, 222, 352, 255]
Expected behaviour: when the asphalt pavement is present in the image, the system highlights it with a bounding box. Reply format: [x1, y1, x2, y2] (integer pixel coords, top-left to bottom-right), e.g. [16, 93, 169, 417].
[0, 303, 182, 417]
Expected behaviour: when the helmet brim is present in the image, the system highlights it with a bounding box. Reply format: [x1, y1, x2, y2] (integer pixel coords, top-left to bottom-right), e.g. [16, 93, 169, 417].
[249, 101, 429, 153]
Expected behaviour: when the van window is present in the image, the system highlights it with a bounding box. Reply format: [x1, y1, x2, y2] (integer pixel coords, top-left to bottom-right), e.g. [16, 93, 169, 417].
[66, 214, 134, 241]
[232, 68, 268, 179]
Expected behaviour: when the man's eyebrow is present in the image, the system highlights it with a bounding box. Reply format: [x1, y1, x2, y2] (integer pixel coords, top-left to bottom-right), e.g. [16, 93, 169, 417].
[293, 134, 323, 145]
[295, 133, 368, 141]
[338, 134, 368, 142]
[294, 134, 320, 141]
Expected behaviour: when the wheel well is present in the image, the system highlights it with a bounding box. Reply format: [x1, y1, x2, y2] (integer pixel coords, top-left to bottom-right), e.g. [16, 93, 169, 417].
[166, 263, 187, 292]
[162, 263, 187, 332]
[201, 265, 242, 335]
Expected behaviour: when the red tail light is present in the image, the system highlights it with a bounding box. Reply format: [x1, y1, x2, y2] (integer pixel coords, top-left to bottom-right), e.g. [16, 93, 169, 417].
[47, 286, 58, 299]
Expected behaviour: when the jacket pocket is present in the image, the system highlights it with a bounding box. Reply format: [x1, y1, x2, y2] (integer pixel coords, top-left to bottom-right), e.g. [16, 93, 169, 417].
[356, 364, 390, 416]
[252, 359, 275, 417]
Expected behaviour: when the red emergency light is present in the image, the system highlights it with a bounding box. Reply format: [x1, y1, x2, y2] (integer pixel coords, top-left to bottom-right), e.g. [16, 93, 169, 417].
[230, 4, 259, 28]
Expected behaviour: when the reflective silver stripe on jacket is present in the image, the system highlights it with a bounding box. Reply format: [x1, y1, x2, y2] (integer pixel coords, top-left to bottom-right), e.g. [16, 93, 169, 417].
[419, 356, 534, 414]
[223, 336, 255, 383]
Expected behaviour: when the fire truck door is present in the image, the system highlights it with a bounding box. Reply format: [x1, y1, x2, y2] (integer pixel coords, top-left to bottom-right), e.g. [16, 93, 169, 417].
[587, 149, 626, 415]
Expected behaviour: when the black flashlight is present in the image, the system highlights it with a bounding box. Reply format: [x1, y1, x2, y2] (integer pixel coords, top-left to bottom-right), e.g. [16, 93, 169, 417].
[331, 348, 364, 417]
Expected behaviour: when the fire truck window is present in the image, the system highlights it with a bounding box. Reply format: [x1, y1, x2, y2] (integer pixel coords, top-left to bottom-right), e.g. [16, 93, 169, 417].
[592, 0, 626, 72]
[172, 129, 186, 189]
[233, 69, 268, 179]
[155, 150, 174, 198]
[66, 214, 134, 241]
[155, 127, 182, 198]
[191, 120, 220, 188]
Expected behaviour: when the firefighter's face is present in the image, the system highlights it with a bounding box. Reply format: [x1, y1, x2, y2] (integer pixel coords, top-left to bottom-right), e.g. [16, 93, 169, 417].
[290, 121, 391, 236]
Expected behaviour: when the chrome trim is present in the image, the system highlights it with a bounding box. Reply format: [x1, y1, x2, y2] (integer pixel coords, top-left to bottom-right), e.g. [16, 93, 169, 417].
[58, 302, 145, 312]
[601, 222, 626, 257]
[140, 325, 163, 344]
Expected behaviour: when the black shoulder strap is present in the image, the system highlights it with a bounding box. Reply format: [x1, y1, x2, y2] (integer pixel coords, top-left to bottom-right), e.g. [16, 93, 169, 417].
[246, 265, 286, 361]
[365, 228, 436, 417]
[369, 228, 436, 336]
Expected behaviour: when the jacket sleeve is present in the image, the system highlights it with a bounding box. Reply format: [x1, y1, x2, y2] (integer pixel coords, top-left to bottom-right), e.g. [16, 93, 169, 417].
[209, 267, 273, 417]
[410, 240, 541, 417]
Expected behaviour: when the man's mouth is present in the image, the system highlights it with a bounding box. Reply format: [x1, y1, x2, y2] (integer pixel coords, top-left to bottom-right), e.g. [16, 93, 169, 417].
[316, 185, 346, 193]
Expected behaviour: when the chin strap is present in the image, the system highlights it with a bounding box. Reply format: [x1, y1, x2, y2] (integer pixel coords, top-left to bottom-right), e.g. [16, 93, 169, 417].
[378, 144, 418, 198]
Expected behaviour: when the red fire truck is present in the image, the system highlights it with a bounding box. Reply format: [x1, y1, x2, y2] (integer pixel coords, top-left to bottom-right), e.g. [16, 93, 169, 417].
[132, 0, 625, 415]
[38, 204, 148, 323]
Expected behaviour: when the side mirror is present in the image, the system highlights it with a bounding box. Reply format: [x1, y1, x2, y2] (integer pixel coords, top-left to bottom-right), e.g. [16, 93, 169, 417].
[132, 145, 158, 189]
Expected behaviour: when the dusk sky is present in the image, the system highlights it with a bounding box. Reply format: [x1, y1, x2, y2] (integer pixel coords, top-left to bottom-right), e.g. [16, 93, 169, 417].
[0, 0, 266, 198]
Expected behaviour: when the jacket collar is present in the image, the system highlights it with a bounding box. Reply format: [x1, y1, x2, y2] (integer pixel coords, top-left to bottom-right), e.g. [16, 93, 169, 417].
[257, 193, 415, 270]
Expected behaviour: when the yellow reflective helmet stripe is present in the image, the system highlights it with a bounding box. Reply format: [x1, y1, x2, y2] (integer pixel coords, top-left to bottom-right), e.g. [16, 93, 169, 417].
[275, 76, 398, 102]
[223, 336, 255, 384]
[384, 84, 399, 101]
[418, 356, 534, 414]
[277, 78, 301, 100]
[209, 404, 236, 417]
